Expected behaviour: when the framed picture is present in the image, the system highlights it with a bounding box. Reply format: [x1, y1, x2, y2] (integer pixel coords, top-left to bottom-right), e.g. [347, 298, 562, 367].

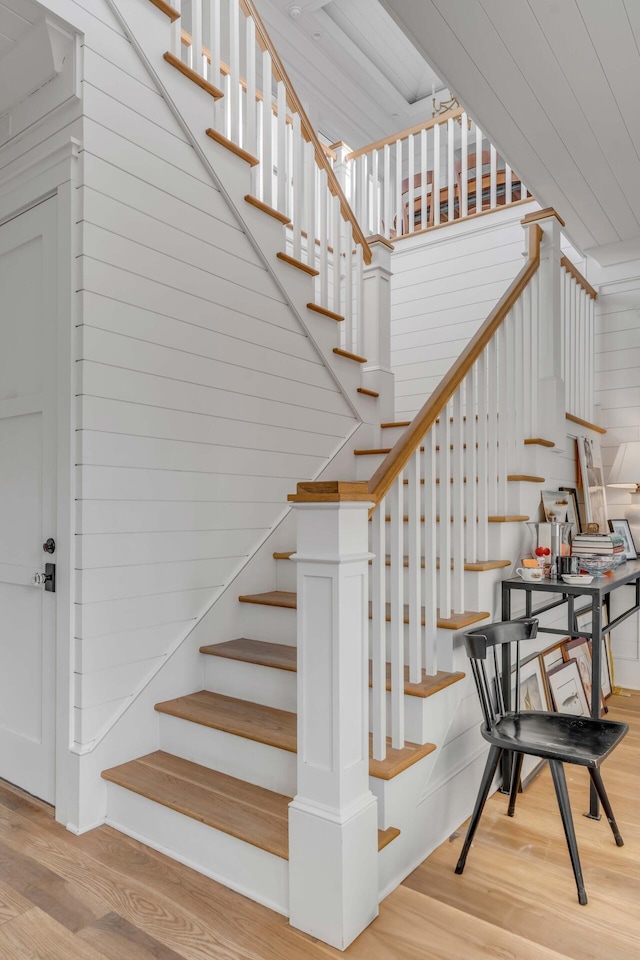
[577, 436, 609, 534]
[575, 607, 612, 700]
[541, 640, 567, 674]
[512, 654, 550, 712]
[547, 659, 590, 716]
[564, 637, 593, 705]
[608, 518, 638, 560]
[541, 490, 572, 523]
[559, 486, 583, 536]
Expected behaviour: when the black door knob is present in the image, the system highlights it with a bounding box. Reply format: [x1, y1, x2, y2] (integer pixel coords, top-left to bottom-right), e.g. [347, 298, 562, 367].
[43, 538, 56, 554]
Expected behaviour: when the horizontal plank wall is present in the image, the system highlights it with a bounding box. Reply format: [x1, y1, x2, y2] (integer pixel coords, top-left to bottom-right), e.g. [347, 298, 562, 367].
[592, 257, 640, 688]
[389, 202, 584, 418]
[71, 0, 357, 746]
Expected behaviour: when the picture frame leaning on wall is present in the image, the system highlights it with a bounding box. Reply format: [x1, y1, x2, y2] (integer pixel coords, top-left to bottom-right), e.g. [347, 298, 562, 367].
[577, 435, 609, 534]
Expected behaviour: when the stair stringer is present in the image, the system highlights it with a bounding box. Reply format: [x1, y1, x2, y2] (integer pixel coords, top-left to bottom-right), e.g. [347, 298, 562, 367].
[70, 416, 374, 834]
[104, 0, 387, 431]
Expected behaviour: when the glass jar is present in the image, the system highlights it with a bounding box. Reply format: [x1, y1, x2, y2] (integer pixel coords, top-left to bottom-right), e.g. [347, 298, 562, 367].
[526, 522, 572, 579]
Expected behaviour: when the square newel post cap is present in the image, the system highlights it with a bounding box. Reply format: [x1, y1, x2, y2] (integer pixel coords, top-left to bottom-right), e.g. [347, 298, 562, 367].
[521, 207, 566, 227]
[288, 480, 374, 503]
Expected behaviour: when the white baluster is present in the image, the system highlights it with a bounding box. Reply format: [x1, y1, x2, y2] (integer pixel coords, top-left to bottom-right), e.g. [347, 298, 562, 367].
[420, 128, 427, 232]
[210, 0, 220, 90]
[511, 299, 522, 473]
[229, 0, 240, 144]
[452, 387, 465, 614]
[422, 430, 438, 674]
[304, 141, 315, 270]
[407, 133, 415, 234]
[245, 14, 257, 160]
[467, 365, 478, 562]
[460, 114, 468, 219]
[476, 350, 489, 560]
[344, 233, 353, 351]
[490, 144, 497, 210]
[475, 125, 482, 213]
[356, 155, 366, 234]
[355, 244, 364, 357]
[261, 51, 273, 207]
[588, 295, 595, 421]
[447, 117, 455, 222]
[389, 474, 404, 749]
[276, 81, 287, 213]
[372, 149, 380, 236]
[530, 271, 540, 438]
[487, 337, 499, 516]
[171, 0, 183, 59]
[395, 139, 402, 235]
[438, 407, 451, 619]
[292, 112, 303, 261]
[407, 449, 422, 683]
[505, 162, 513, 206]
[497, 322, 509, 513]
[371, 501, 386, 761]
[332, 193, 341, 317]
[319, 168, 329, 307]
[191, 0, 203, 76]
[383, 144, 391, 240]
[433, 123, 441, 226]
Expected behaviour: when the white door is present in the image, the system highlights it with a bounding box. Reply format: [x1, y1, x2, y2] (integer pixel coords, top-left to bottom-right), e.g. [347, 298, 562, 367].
[0, 197, 57, 803]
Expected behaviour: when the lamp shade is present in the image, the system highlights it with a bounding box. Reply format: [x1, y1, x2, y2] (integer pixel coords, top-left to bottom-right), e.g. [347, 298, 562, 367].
[607, 441, 640, 489]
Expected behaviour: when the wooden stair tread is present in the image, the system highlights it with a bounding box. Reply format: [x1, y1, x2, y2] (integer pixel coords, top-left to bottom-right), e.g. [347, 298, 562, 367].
[155, 691, 431, 780]
[524, 437, 555, 447]
[307, 302, 344, 322]
[102, 750, 290, 859]
[333, 346, 367, 363]
[149, 0, 180, 21]
[205, 128, 259, 166]
[371, 602, 490, 631]
[200, 638, 296, 671]
[239, 590, 296, 609]
[566, 412, 606, 434]
[155, 690, 298, 752]
[369, 737, 436, 781]
[201, 633, 465, 700]
[357, 387, 379, 397]
[244, 195, 290, 224]
[276, 251, 319, 276]
[103, 749, 398, 855]
[507, 474, 545, 482]
[274, 550, 509, 572]
[354, 448, 392, 456]
[369, 664, 466, 699]
[239, 591, 488, 630]
[380, 421, 411, 429]
[164, 52, 223, 98]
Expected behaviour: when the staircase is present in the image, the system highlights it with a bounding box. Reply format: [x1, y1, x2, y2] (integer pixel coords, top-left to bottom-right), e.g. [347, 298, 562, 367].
[96, 0, 599, 951]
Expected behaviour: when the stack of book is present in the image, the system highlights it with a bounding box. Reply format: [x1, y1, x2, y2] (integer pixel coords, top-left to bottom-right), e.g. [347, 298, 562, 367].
[571, 533, 625, 557]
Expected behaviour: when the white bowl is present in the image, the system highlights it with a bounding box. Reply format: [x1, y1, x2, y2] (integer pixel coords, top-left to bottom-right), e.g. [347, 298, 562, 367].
[561, 574, 594, 585]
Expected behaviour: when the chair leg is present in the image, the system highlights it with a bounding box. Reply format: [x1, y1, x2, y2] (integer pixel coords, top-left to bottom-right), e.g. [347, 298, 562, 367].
[548, 760, 587, 905]
[588, 767, 624, 847]
[455, 745, 502, 875]
[507, 752, 524, 818]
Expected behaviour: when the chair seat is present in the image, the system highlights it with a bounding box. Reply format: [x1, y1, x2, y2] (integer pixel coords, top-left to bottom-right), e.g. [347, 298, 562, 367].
[484, 712, 628, 768]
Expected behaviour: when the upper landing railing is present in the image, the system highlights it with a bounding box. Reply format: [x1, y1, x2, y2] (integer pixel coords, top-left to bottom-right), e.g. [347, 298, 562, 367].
[338, 110, 532, 241]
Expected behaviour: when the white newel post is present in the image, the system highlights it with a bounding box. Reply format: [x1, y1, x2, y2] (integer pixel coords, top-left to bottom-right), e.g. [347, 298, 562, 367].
[362, 235, 395, 422]
[288, 482, 379, 951]
[528, 209, 565, 450]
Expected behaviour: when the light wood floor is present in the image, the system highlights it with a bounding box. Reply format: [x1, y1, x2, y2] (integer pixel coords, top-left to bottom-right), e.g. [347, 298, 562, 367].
[0, 692, 638, 959]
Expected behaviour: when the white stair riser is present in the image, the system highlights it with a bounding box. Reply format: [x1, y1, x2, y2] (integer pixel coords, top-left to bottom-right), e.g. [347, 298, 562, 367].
[105, 781, 289, 916]
[203, 656, 297, 711]
[369, 676, 466, 745]
[239, 602, 297, 644]
[158, 712, 297, 795]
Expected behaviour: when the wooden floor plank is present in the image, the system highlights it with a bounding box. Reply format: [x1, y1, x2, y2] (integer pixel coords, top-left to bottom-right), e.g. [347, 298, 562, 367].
[0, 693, 638, 958]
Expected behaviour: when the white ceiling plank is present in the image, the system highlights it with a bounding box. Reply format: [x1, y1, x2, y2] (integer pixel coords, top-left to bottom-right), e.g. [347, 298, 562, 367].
[477, 0, 637, 241]
[530, 0, 640, 237]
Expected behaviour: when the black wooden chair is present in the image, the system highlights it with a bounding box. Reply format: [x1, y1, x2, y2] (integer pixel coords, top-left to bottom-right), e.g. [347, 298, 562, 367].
[455, 618, 628, 905]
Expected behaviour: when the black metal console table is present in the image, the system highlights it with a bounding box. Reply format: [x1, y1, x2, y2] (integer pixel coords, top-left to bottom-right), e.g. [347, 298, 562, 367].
[501, 559, 640, 817]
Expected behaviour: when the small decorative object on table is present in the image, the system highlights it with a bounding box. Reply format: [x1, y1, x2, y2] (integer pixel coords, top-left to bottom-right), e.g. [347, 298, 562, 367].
[527, 521, 571, 579]
[577, 554, 626, 578]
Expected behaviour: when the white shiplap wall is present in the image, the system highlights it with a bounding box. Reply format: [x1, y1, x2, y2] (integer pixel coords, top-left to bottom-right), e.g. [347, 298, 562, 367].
[592, 257, 640, 688]
[390, 204, 536, 419]
[389, 202, 585, 419]
[72, 0, 357, 744]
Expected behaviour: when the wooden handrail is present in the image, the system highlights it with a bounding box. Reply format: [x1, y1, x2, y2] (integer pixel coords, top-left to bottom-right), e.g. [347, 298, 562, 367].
[367, 223, 543, 504]
[346, 108, 464, 162]
[240, 0, 371, 262]
[561, 256, 597, 300]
